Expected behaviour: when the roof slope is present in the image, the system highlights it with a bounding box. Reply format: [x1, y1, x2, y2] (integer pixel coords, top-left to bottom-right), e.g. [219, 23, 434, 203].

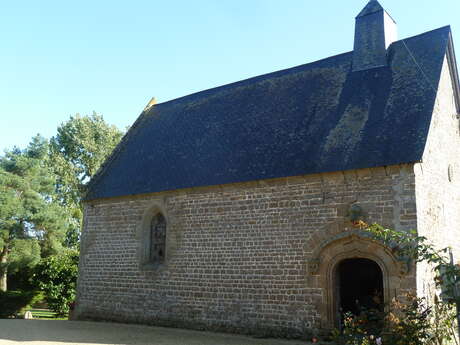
[86, 26, 452, 201]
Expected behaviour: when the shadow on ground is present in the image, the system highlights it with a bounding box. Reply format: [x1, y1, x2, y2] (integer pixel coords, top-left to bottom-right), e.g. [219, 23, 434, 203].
[0, 320, 316, 345]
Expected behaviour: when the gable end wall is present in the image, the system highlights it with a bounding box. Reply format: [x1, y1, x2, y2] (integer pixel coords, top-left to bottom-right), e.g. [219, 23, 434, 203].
[415, 54, 460, 297]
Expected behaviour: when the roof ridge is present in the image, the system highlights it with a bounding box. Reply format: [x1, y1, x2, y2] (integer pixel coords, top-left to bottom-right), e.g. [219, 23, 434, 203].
[154, 27, 451, 110]
[390, 25, 451, 47]
[153, 51, 353, 108]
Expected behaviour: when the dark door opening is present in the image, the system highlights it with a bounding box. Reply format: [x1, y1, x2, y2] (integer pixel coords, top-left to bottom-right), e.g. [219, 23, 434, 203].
[337, 258, 383, 316]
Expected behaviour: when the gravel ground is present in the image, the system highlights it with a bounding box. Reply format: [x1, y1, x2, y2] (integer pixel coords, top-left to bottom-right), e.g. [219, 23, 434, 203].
[0, 320, 316, 345]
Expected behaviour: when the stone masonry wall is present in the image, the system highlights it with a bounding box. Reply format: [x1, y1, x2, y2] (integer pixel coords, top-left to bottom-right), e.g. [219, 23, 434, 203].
[415, 55, 460, 298]
[76, 165, 417, 336]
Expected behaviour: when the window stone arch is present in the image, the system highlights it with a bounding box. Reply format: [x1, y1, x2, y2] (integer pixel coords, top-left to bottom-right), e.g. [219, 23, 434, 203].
[138, 200, 170, 270]
[149, 213, 166, 264]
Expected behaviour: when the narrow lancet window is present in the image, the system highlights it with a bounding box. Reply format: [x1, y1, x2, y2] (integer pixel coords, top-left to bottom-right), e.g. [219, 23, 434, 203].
[150, 214, 166, 264]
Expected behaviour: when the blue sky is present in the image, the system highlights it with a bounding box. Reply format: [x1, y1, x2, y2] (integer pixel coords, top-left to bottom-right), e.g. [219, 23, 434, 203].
[1, 0, 459, 151]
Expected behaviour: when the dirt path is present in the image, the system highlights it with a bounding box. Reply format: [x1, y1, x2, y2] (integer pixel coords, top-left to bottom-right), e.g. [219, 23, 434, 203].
[0, 320, 316, 345]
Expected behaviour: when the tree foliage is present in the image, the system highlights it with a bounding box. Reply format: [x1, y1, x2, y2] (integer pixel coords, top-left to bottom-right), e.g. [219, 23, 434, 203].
[0, 290, 41, 318]
[34, 249, 79, 316]
[0, 113, 123, 308]
[50, 112, 124, 206]
[8, 239, 41, 275]
[49, 112, 124, 247]
[0, 135, 69, 291]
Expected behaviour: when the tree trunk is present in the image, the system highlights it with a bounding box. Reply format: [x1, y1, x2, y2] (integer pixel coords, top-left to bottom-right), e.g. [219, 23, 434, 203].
[0, 245, 8, 292]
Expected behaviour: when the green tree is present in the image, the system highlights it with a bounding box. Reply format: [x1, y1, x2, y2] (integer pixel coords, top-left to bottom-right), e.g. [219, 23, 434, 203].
[0, 135, 68, 291]
[34, 249, 79, 316]
[49, 112, 124, 246]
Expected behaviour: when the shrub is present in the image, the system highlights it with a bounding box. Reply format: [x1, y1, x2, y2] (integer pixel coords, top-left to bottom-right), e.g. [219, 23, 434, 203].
[0, 290, 41, 318]
[333, 293, 458, 345]
[384, 294, 433, 345]
[332, 223, 460, 345]
[34, 249, 79, 316]
[332, 308, 385, 345]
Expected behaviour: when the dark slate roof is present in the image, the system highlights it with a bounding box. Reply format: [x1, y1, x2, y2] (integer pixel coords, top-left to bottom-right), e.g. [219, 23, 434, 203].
[85, 26, 454, 201]
[357, 1, 384, 18]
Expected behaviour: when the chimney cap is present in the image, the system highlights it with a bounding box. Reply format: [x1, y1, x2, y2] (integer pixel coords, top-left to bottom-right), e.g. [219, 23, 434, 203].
[356, 0, 384, 18]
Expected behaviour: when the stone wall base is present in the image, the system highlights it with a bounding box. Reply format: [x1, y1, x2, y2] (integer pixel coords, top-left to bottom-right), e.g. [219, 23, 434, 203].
[74, 310, 314, 340]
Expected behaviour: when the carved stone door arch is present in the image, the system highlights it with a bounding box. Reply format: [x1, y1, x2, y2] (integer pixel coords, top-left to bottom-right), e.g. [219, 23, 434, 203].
[307, 231, 409, 329]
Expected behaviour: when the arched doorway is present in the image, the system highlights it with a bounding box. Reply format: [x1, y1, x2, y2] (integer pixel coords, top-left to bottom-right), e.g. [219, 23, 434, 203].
[309, 231, 408, 329]
[335, 258, 384, 318]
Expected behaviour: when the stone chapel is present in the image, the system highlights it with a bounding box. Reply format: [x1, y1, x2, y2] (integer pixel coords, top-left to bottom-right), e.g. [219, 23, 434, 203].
[75, 0, 460, 337]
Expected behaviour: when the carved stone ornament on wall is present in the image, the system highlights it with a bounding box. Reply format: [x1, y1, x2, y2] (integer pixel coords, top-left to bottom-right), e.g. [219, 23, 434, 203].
[308, 259, 320, 274]
[396, 256, 411, 275]
[348, 203, 364, 222]
[307, 230, 411, 276]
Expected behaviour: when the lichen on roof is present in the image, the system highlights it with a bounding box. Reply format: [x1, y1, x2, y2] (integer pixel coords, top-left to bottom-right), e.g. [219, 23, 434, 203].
[85, 26, 453, 201]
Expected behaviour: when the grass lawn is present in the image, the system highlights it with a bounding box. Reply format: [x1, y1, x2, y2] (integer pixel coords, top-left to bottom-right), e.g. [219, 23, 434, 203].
[28, 308, 68, 320]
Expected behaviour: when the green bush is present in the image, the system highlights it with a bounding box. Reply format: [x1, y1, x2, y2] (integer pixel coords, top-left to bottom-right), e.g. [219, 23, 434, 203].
[332, 294, 457, 345]
[34, 249, 79, 316]
[0, 290, 41, 318]
[332, 223, 460, 345]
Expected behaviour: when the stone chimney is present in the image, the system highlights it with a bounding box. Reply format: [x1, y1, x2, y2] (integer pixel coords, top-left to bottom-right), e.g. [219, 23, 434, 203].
[352, 0, 397, 72]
